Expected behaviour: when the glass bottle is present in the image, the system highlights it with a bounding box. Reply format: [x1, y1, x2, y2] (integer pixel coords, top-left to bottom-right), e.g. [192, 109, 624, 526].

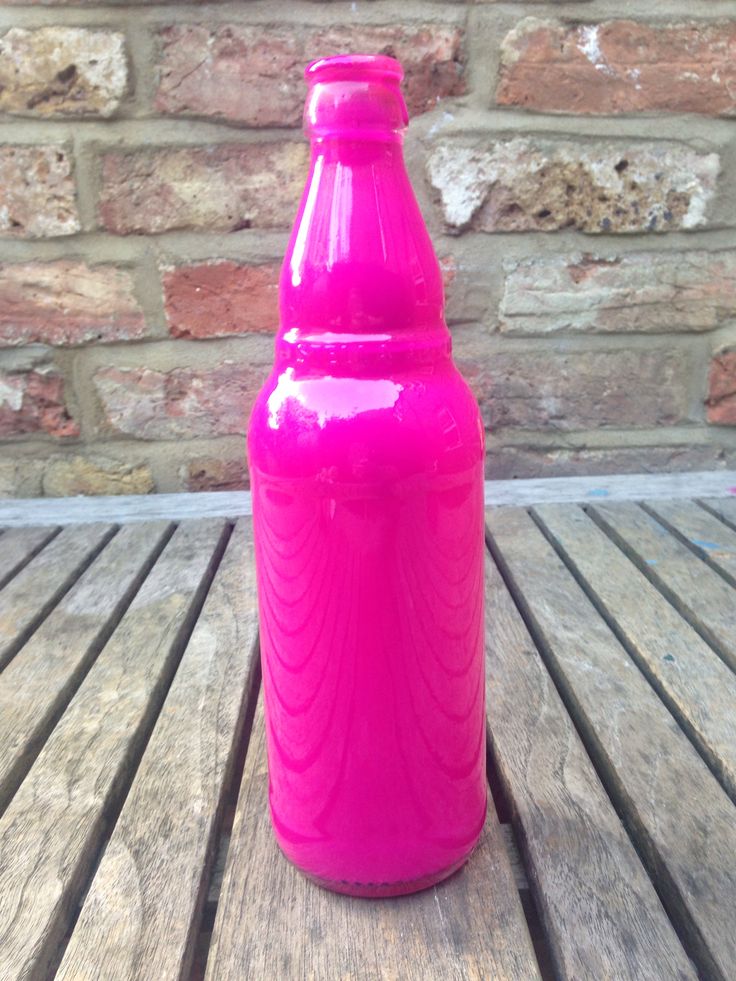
[248, 53, 486, 896]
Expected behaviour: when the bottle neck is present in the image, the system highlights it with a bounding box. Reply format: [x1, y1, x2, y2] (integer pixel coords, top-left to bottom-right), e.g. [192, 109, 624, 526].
[278, 132, 447, 370]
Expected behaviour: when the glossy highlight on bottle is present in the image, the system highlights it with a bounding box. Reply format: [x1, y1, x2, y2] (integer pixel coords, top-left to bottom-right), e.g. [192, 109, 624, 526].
[248, 53, 487, 896]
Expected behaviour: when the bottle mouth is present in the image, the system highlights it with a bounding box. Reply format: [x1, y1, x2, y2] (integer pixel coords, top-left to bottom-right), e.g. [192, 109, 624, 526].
[305, 54, 404, 84]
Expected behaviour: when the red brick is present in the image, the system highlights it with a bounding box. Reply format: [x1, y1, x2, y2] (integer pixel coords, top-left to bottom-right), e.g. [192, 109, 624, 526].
[94, 361, 267, 440]
[706, 349, 736, 425]
[99, 143, 308, 234]
[0, 262, 145, 346]
[497, 19, 736, 116]
[453, 338, 691, 431]
[0, 367, 79, 438]
[0, 145, 78, 237]
[155, 24, 464, 125]
[182, 455, 249, 492]
[163, 261, 279, 339]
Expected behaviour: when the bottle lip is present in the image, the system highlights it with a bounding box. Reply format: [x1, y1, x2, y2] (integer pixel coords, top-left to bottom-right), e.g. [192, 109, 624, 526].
[305, 54, 404, 84]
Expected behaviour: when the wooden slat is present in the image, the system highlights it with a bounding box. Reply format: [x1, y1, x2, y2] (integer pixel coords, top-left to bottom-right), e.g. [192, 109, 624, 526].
[487, 507, 736, 981]
[588, 502, 736, 672]
[57, 520, 259, 981]
[205, 700, 541, 981]
[0, 522, 115, 670]
[643, 500, 736, 587]
[0, 525, 58, 589]
[700, 496, 736, 531]
[534, 503, 736, 802]
[0, 520, 173, 814]
[0, 519, 227, 981]
[484, 547, 696, 979]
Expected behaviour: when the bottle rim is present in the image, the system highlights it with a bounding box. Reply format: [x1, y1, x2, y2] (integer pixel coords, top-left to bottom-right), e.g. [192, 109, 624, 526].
[305, 54, 404, 84]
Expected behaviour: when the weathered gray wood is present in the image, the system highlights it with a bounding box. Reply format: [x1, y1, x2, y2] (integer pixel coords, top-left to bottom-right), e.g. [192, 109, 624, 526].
[0, 519, 228, 981]
[642, 499, 736, 589]
[57, 520, 260, 981]
[534, 503, 736, 802]
[698, 496, 736, 536]
[487, 507, 736, 981]
[484, 546, 695, 980]
[589, 502, 736, 673]
[0, 472, 735, 528]
[0, 525, 58, 589]
[205, 700, 541, 981]
[0, 522, 115, 671]
[0, 521, 173, 814]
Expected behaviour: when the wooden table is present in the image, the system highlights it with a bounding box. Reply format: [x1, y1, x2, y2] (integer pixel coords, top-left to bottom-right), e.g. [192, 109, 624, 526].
[0, 472, 735, 980]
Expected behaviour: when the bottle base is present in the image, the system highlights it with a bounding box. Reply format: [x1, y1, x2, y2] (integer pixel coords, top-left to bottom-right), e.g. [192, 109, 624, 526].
[285, 851, 475, 899]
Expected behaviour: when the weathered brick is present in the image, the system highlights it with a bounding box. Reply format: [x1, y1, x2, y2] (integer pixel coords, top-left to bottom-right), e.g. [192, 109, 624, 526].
[0, 366, 79, 438]
[427, 139, 719, 233]
[498, 19, 736, 116]
[0, 458, 44, 498]
[487, 444, 734, 481]
[500, 250, 736, 335]
[99, 143, 308, 234]
[0, 145, 79, 238]
[155, 24, 464, 125]
[0, 27, 126, 117]
[0, 261, 145, 346]
[94, 361, 267, 440]
[42, 455, 154, 495]
[163, 261, 279, 339]
[706, 349, 736, 425]
[454, 341, 691, 431]
[182, 455, 249, 492]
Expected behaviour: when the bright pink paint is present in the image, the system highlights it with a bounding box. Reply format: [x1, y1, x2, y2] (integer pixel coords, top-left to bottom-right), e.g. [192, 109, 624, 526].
[248, 54, 486, 896]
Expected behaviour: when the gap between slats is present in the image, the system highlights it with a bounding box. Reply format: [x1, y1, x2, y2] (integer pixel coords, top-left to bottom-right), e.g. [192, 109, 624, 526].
[44, 522, 234, 980]
[0, 526, 61, 593]
[586, 503, 736, 680]
[529, 505, 736, 806]
[485, 518, 720, 981]
[0, 522, 177, 818]
[640, 503, 736, 590]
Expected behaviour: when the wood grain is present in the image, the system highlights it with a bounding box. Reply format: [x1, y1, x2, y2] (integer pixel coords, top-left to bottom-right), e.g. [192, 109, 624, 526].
[487, 507, 736, 981]
[0, 525, 58, 590]
[700, 496, 736, 532]
[0, 520, 173, 814]
[0, 519, 227, 981]
[534, 503, 736, 802]
[57, 520, 260, 981]
[642, 500, 736, 588]
[484, 544, 696, 980]
[588, 502, 736, 672]
[0, 522, 115, 670]
[205, 699, 541, 981]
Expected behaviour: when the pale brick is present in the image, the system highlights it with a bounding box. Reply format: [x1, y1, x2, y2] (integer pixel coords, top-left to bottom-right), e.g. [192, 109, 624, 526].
[427, 139, 719, 233]
[0, 262, 145, 346]
[94, 361, 267, 440]
[182, 455, 248, 492]
[500, 251, 736, 335]
[0, 458, 45, 498]
[0, 145, 79, 238]
[0, 27, 126, 117]
[42, 455, 154, 495]
[155, 24, 464, 125]
[498, 19, 736, 116]
[99, 143, 308, 234]
[163, 261, 279, 338]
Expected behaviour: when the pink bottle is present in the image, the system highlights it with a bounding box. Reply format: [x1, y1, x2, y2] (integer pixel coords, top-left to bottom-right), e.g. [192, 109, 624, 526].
[248, 54, 486, 897]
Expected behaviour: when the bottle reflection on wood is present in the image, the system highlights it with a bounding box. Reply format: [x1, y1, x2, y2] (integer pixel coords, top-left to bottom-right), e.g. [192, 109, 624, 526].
[248, 54, 486, 896]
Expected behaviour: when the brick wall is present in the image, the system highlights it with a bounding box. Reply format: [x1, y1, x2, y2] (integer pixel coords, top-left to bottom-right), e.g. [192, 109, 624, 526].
[1, 0, 735, 497]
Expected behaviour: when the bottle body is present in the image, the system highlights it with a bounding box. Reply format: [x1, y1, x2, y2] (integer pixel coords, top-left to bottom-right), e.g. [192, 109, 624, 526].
[248, 55, 486, 895]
